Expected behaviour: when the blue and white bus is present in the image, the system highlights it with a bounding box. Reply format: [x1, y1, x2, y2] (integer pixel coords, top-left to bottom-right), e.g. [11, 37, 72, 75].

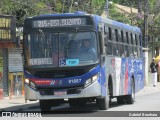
[23, 11, 144, 111]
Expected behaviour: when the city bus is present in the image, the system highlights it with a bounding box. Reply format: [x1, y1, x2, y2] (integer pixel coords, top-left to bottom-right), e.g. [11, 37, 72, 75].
[23, 11, 144, 111]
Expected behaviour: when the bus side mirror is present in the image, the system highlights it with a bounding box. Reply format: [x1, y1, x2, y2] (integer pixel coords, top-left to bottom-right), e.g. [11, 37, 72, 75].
[16, 36, 21, 47]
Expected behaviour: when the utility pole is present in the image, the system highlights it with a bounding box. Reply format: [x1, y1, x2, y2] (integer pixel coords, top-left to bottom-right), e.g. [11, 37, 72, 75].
[138, 0, 142, 14]
[62, 0, 65, 13]
[105, 0, 109, 18]
[144, 0, 149, 48]
[143, 0, 149, 86]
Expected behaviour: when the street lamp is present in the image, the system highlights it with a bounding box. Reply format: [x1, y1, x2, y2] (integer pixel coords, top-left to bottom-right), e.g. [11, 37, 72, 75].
[74, 2, 79, 11]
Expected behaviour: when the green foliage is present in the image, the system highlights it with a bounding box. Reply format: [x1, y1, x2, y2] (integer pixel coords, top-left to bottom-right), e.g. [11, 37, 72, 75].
[109, 4, 131, 24]
[0, 0, 159, 44]
[147, 0, 160, 48]
[0, 0, 50, 26]
[92, 0, 105, 15]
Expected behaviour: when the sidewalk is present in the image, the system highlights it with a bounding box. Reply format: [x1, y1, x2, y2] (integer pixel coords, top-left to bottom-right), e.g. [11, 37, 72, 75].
[0, 96, 38, 110]
[136, 82, 160, 96]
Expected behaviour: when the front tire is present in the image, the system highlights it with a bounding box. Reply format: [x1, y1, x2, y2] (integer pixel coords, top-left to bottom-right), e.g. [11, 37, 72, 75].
[96, 88, 109, 110]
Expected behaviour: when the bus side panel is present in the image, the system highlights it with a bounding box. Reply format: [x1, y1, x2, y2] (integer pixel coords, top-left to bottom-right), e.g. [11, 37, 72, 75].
[124, 58, 144, 95]
[106, 57, 144, 97]
[106, 56, 122, 96]
[134, 59, 144, 93]
[114, 58, 122, 95]
[100, 65, 107, 97]
[121, 58, 144, 95]
[127, 58, 134, 94]
[120, 58, 128, 95]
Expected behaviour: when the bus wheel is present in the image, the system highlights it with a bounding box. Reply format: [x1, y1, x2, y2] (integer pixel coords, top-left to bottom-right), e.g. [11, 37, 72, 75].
[117, 96, 125, 104]
[96, 89, 109, 110]
[125, 79, 135, 104]
[39, 100, 51, 112]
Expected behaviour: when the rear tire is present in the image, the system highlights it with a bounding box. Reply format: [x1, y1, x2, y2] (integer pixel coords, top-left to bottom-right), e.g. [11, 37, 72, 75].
[39, 100, 51, 112]
[125, 79, 135, 104]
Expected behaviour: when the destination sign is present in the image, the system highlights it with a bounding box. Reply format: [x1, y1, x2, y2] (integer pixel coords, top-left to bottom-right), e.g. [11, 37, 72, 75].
[32, 18, 87, 28]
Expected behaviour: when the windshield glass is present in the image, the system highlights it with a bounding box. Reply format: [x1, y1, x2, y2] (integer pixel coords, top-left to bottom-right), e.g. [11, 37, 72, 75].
[25, 31, 99, 67]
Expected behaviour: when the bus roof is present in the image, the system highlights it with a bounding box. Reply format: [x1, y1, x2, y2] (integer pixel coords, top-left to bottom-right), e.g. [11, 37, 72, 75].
[30, 11, 89, 19]
[94, 15, 141, 33]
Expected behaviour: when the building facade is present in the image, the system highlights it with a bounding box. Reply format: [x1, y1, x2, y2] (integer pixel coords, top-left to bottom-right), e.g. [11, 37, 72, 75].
[0, 15, 23, 98]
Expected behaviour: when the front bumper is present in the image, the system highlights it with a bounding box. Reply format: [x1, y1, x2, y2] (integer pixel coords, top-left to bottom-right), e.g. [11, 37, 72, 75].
[25, 81, 101, 100]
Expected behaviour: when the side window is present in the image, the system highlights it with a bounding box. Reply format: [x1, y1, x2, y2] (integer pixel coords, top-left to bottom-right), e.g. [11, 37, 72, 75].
[106, 41, 112, 55]
[108, 27, 112, 41]
[121, 30, 124, 43]
[129, 45, 134, 57]
[126, 32, 129, 44]
[135, 34, 138, 46]
[130, 33, 133, 45]
[131, 33, 136, 46]
[123, 31, 127, 43]
[115, 29, 118, 42]
[119, 44, 125, 57]
[128, 32, 132, 45]
[113, 43, 119, 56]
[134, 47, 138, 58]
[125, 45, 129, 57]
[112, 29, 116, 41]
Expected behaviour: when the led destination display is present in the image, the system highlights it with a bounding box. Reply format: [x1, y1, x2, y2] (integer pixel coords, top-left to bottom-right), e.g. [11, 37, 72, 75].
[32, 18, 88, 28]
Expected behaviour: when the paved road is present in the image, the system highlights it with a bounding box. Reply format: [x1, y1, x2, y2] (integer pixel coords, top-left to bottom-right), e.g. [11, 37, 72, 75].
[1, 85, 160, 118]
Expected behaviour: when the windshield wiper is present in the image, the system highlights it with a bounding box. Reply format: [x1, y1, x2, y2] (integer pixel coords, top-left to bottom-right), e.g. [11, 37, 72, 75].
[65, 29, 79, 58]
[38, 29, 53, 50]
[66, 28, 79, 49]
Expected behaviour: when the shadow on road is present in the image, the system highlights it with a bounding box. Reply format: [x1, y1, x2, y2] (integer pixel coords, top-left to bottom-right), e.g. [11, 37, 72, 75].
[0, 100, 124, 111]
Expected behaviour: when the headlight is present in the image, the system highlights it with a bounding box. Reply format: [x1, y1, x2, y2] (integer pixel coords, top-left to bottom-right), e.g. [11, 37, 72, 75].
[25, 78, 36, 89]
[85, 78, 92, 87]
[25, 78, 29, 84]
[30, 81, 36, 89]
[85, 74, 98, 87]
[92, 74, 98, 82]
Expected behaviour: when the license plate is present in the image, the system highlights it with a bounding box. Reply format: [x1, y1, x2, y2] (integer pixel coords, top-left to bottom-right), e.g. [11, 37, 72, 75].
[54, 90, 66, 96]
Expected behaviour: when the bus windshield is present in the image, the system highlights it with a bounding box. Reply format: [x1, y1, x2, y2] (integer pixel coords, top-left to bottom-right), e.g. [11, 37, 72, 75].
[25, 31, 99, 67]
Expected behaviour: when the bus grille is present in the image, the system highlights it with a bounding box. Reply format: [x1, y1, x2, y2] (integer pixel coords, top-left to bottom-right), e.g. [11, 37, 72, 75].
[35, 69, 85, 78]
[39, 88, 82, 96]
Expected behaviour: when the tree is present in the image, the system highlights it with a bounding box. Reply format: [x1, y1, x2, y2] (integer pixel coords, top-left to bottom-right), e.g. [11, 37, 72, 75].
[147, 0, 160, 56]
[0, 0, 50, 26]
